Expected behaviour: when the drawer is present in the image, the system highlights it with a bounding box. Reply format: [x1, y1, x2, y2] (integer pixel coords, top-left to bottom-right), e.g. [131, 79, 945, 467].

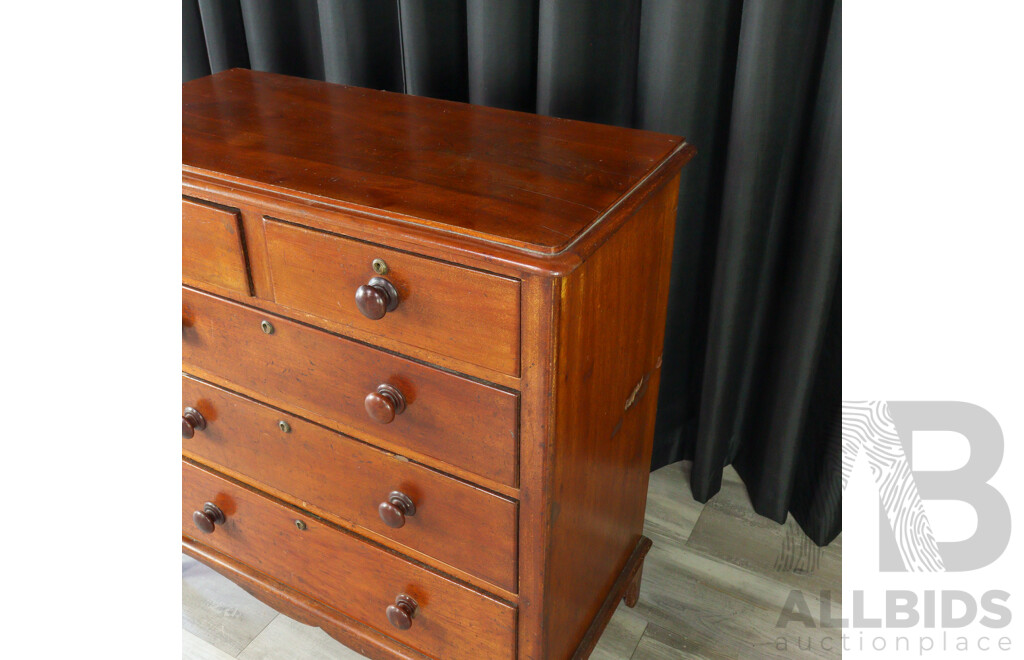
[182, 375, 517, 593]
[182, 460, 516, 660]
[182, 287, 519, 488]
[183, 198, 252, 296]
[263, 219, 520, 376]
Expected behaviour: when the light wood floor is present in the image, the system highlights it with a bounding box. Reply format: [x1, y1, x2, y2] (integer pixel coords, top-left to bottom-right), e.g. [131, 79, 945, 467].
[183, 461, 841, 659]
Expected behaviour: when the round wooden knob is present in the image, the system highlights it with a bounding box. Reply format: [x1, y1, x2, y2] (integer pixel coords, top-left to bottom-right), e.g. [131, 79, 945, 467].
[386, 594, 418, 630]
[192, 502, 225, 534]
[364, 384, 406, 424]
[182, 407, 207, 439]
[355, 277, 399, 320]
[378, 491, 416, 528]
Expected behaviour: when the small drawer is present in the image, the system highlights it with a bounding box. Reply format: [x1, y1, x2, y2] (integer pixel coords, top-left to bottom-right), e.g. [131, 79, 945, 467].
[182, 375, 517, 593]
[263, 219, 521, 376]
[182, 287, 519, 488]
[182, 460, 516, 660]
[182, 198, 252, 296]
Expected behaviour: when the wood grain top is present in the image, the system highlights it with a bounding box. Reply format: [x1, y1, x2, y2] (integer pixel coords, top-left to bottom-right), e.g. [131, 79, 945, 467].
[183, 69, 693, 256]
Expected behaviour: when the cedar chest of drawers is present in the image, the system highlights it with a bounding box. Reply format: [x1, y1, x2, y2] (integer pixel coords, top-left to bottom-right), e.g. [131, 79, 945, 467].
[182, 69, 694, 660]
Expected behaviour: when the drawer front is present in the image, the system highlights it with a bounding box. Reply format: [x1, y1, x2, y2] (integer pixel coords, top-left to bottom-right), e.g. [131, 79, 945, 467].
[183, 376, 517, 593]
[183, 198, 252, 296]
[182, 461, 516, 660]
[263, 219, 520, 376]
[182, 287, 519, 488]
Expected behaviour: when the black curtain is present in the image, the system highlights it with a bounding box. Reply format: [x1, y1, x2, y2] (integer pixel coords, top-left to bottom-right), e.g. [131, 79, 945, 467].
[183, 0, 842, 546]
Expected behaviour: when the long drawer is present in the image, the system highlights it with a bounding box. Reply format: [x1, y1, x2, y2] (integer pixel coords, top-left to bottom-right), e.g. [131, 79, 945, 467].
[182, 460, 516, 660]
[182, 375, 517, 593]
[182, 287, 519, 488]
[262, 218, 521, 376]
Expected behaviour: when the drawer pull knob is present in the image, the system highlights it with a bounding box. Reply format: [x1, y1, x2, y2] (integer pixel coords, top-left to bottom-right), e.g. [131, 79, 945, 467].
[355, 276, 399, 320]
[386, 594, 418, 630]
[192, 502, 225, 534]
[378, 491, 417, 528]
[182, 407, 207, 439]
[364, 384, 407, 424]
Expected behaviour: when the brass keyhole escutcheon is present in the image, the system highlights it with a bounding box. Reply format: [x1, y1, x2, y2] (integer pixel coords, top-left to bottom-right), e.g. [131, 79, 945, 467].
[261, 320, 274, 335]
[372, 258, 388, 275]
[295, 520, 307, 531]
[278, 420, 291, 433]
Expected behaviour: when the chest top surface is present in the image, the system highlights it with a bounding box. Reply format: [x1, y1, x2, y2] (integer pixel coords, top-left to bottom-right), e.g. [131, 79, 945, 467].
[183, 69, 691, 258]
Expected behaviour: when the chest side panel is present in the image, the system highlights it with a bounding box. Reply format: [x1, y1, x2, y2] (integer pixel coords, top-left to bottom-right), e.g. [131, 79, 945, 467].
[540, 175, 681, 660]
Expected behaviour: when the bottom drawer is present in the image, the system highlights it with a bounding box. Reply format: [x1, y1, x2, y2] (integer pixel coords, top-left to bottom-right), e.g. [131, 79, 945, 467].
[182, 460, 516, 660]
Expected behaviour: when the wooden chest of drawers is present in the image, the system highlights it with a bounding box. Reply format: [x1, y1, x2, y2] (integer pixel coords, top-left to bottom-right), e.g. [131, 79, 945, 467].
[182, 69, 694, 660]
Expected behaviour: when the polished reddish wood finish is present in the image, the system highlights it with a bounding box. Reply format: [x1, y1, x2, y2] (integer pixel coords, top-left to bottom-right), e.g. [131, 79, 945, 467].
[571, 538, 652, 660]
[184, 540, 434, 660]
[182, 375, 517, 593]
[364, 384, 406, 425]
[183, 69, 694, 660]
[182, 287, 519, 488]
[192, 502, 225, 534]
[354, 277, 399, 320]
[263, 219, 521, 376]
[182, 198, 252, 297]
[184, 68, 686, 256]
[378, 491, 416, 529]
[386, 595, 418, 631]
[183, 460, 516, 660]
[181, 406, 206, 439]
[542, 176, 680, 659]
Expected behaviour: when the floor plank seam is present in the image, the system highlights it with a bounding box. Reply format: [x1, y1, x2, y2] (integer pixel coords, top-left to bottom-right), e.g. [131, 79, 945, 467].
[234, 613, 279, 658]
[625, 622, 650, 659]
